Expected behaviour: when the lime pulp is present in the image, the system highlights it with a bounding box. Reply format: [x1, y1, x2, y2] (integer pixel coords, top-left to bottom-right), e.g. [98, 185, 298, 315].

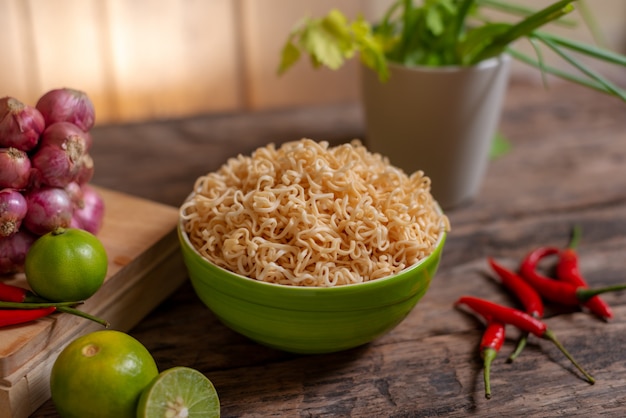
[136, 366, 220, 418]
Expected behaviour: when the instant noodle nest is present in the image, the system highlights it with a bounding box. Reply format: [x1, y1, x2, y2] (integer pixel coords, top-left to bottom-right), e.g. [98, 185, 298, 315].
[178, 139, 449, 353]
[181, 139, 449, 286]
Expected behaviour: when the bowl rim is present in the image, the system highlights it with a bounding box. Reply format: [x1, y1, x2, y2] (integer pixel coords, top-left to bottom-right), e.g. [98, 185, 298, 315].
[178, 193, 447, 292]
[179, 221, 446, 288]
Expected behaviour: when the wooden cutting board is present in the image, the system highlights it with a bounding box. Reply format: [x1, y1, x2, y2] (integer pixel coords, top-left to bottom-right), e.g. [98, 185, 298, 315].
[0, 187, 188, 418]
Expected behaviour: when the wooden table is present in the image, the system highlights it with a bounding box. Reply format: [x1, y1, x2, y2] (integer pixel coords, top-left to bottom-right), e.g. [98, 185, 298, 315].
[31, 78, 626, 417]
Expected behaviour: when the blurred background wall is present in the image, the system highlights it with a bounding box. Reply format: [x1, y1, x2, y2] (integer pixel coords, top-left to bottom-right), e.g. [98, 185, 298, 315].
[1, 0, 624, 125]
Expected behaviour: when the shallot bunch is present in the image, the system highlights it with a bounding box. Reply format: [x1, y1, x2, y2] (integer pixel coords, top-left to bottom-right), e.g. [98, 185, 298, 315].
[0, 88, 104, 274]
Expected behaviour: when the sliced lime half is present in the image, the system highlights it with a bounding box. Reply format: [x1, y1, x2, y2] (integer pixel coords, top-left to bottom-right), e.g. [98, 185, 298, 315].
[137, 366, 220, 418]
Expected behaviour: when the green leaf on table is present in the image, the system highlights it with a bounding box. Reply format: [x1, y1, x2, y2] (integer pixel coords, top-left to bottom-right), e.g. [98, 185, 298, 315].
[489, 132, 511, 159]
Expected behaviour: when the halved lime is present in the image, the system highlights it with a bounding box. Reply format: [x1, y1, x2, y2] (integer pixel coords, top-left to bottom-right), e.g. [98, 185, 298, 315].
[136, 366, 220, 418]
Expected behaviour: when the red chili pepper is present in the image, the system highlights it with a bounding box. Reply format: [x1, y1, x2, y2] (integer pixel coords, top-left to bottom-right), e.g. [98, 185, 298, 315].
[520, 246, 560, 269]
[489, 258, 543, 318]
[556, 226, 613, 320]
[488, 258, 543, 362]
[456, 296, 595, 384]
[0, 282, 41, 303]
[519, 250, 626, 306]
[0, 306, 56, 327]
[0, 282, 110, 327]
[480, 321, 505, 399]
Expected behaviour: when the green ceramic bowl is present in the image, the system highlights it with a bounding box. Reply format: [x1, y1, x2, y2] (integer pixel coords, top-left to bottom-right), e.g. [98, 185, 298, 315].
[178, 218, 446, 354]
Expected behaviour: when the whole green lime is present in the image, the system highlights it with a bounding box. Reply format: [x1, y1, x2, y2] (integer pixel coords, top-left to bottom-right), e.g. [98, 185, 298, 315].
[50, 330, 159, 418]
[25, 227, 108, 301]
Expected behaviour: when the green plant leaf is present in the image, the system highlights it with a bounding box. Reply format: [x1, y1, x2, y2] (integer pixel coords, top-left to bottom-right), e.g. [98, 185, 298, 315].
[459, 23, 511, 65]
[506, 47, 626, 99]
[476, 0, 578, 27]
[352, 17, 389, 82]
[576, 0, 608, 47]
[535, 34, 626, 102]
[426, 4, 445, 36]
[300, 12, 355, 70]
[277, 0, 626, 104]
[277, 38, 302, 75]
[528, 37, 550, 89]
[535, 31, 626, 66]
[321, 9, 356, 56]
[470, 0, 576, 63]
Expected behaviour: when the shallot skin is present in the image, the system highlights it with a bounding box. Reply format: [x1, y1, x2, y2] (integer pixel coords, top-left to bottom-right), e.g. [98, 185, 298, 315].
[0, 229, 37, 274]
[36, 88, 95, 132]
[0, 147, 32, 189]
[0, 189, 28, 237]
[71, 184, 104, 234]
[23, 186, 73, 235]
[30, 122, 90, 188]
[0, 96, 45, 152]
[74, 153, 94, 185]
[38, 121, 91, 150]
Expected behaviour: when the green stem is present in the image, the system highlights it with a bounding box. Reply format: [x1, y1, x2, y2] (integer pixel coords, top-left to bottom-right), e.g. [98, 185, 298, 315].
[536, 35, 626, 102]
[57, 306, 110, 328]
[543, 329, 595, 384]
[507, 332, 528, 362]
[505, 47, 624, 97]
[567, 225, 582, 250]
[0, 301, 82, 309]
[577, 284, 626, 302]
[454, 0, 475, 40]
[482, 347, 497, 399]
[476, 0, 578, 27]
[577, 0, 608, 48]
[471, 0, 576, 63]
[535, 31, 626, 66]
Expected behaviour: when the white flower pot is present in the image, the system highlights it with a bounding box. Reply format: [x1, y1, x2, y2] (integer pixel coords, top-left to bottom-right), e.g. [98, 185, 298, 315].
[360, 55, 512, 209]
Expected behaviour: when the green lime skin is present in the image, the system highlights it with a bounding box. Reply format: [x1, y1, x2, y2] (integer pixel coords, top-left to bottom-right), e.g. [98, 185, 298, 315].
[25, 227, 108, 302]
[50, 330, 159, 418]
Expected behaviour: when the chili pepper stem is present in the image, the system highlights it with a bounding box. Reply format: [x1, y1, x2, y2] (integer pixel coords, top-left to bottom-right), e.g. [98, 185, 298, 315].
[577, 284, 626, 302]
[482, 347, 497, 399]
[507, 332, 529, 363]
[0, 300, 83, 309]
[56, 306, 110, 328]
[543, 329, 595, 384]
[567, 225, 582, 249]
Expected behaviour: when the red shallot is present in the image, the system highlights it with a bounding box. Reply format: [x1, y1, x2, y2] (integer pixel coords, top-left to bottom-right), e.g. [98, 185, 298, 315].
[0, 147, 32, 189]
[0, 230, 37, 274]
[0, 97, 45, 152]
[35, 88, 95, 131]
[64, 181, 83, 206]
[23, 186, 73, 235]
[0, 189, 28, 237]
[74, 153, 94, 185]
[71, 184, 104, 234]
[31, 122, 90, 188]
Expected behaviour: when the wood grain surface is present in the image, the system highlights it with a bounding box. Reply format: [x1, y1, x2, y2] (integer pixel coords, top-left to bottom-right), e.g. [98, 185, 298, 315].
[30, 78, 626, 417]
